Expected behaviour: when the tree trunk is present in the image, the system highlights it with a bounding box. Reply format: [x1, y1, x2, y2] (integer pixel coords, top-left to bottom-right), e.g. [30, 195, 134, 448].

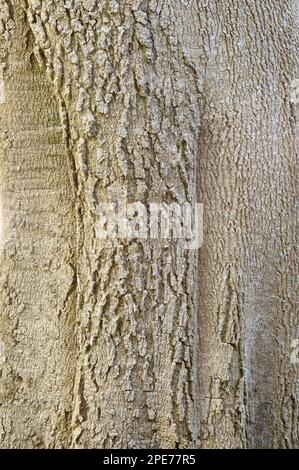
[0, 0, 297, 449]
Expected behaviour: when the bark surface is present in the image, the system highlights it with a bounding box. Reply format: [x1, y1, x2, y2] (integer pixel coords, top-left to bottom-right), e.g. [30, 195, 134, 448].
[0, 0, 298, 449]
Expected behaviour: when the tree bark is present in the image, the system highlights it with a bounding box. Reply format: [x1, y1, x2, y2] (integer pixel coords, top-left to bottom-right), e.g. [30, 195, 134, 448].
[0, 0, 298, 449]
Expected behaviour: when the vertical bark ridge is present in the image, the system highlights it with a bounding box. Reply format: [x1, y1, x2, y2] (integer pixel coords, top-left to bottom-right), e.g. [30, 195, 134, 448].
[0, 1, 77, 448]
[197, 0, 298, 448]
[24, 0, 204, 448]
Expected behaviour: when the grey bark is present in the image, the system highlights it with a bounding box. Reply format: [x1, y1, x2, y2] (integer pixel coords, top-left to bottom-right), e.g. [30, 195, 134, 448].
[0, 0, 298, 449]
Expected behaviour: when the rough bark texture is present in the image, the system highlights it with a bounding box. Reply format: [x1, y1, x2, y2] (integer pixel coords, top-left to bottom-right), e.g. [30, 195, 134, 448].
[0, 0, 298, 449]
